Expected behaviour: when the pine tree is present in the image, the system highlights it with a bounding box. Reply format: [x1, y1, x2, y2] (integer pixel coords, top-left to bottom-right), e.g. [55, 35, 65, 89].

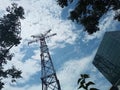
[0, 3, 24, 89]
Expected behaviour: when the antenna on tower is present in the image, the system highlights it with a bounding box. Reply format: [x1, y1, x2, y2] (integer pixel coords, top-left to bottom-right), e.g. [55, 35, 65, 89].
[28, 29, 61, 90]
[28, 29, 56, 45]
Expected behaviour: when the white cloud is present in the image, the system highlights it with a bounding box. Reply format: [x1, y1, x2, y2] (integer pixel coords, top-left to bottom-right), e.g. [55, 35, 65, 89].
[57, 50, 111, 90]
[3, 84, 42, 90]
[0, 0, 78, 48]
[0, 0, 79, 89]
[57, 52, 95, 90]
[0, 1, 11, 10]
[31, 50, 40, 60]
[4, 58, 40, 84]
[16, 0, 78, 49]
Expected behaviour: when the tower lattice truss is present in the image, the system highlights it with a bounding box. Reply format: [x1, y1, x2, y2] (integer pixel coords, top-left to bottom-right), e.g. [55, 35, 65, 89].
[28, 29, 61, 90]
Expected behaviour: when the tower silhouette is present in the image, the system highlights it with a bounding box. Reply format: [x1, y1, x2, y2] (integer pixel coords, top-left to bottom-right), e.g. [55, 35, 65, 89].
[28, 29, 61, 90]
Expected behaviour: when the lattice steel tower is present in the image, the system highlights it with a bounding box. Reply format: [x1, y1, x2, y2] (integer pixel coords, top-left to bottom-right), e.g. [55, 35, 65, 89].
[28, 29, 61, 90]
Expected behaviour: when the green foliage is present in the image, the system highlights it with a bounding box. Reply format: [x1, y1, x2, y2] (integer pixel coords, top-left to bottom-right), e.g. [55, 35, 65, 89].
[0, 79, 4, 90]
[0, 3, 24, 89]
[77, 74, 98, 90]
[57, 0, 120, 34]
[110, 86, 119, 90]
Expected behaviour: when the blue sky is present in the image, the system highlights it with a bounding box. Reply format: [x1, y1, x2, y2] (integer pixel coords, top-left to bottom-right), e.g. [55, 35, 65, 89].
[0, 0, 120, 90]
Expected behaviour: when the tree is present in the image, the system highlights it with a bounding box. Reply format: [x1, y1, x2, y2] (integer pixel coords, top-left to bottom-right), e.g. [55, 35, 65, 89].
[57, 0, 120, 34]
[0, 3, 25, 89]
[77, 74, 98, 90]
[110, 86, 118, 90]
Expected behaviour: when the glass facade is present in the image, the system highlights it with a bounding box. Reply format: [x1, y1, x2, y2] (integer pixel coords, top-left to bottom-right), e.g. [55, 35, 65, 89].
[93, 31, 120, 85]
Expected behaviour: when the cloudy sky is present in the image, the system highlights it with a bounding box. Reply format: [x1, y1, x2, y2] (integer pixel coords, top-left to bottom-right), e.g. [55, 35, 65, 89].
[0, 0, 120, 90]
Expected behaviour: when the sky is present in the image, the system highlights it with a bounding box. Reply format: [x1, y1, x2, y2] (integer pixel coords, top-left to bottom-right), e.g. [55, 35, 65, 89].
[0, 0, 120, 90]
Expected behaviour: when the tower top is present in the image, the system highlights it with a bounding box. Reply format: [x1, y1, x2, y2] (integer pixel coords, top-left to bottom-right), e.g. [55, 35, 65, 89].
[28, 29, 56, 45]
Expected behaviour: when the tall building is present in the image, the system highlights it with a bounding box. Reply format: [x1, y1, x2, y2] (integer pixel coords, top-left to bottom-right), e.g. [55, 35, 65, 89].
[93, 31, 120, 86]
